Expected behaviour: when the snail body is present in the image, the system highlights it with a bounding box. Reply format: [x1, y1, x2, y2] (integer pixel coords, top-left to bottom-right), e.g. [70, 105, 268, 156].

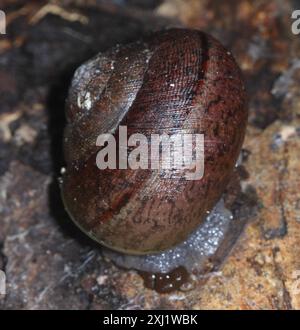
[61, 28, 247, 255]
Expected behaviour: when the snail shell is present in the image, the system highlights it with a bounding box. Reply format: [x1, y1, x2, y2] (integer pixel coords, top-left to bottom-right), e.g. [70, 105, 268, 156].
[61, 28, 247, 255]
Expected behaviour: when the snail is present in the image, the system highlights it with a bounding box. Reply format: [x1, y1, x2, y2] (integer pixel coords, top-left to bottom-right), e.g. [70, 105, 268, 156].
[61, 28, 247, 256]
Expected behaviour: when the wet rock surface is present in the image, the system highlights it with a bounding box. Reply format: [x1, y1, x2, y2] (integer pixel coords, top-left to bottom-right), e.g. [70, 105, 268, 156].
[0, 0, 300, 309]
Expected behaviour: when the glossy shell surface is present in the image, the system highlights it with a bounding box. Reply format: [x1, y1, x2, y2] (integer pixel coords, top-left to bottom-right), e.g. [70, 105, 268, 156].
[61, 28, 247, 255]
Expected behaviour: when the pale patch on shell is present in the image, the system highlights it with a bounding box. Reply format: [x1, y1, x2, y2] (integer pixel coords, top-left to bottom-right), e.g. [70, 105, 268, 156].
[77, 91, 93, 111]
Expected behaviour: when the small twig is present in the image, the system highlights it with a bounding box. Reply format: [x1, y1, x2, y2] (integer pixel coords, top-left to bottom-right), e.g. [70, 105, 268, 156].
[29, 3, 89, 25]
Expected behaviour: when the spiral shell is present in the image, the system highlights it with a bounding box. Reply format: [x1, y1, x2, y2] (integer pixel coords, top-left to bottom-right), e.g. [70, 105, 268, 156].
[61, 28, 247, 255]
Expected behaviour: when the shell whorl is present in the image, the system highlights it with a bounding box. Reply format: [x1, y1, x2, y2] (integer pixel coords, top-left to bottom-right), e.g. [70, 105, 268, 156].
[61, 28, 247, 255]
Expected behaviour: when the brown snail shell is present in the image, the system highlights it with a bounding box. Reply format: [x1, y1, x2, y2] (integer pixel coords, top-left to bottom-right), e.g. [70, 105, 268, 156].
[61, 28, 247, 255]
